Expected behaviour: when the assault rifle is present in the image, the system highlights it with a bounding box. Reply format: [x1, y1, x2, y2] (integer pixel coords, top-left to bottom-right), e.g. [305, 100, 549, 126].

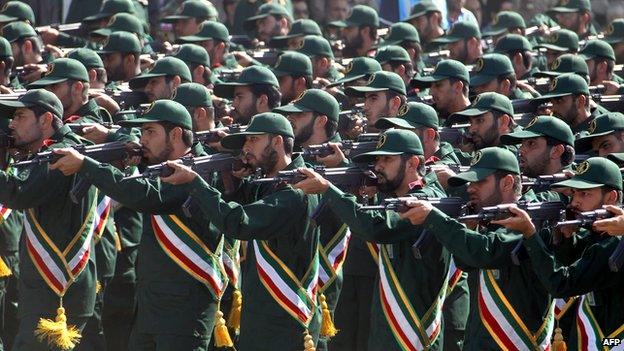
[302, 140, 376, 159]
[66, 122, 121, 134]
[521, 174, 570, 193]
[35, 22, 82, 33]
[217, 69, 242, 82]
[251, 165, 378, 189]
[591, 94, 624, 112]
[123, 152, 246, 181]
[193, 124, 247, 144]
[338, 104, 365, 133]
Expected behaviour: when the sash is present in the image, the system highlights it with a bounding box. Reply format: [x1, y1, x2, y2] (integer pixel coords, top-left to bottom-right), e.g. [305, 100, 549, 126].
[318, 224, 352, 292]
[253, 240, 319, 327]
[24, 194, 98, 296]
[554, 297, 577, 320]
[447, 258, 463, 295]
[0, 204, 12, 226]
[222, 239, 241, 289]
[151, 215, 228, 300]
[377, 244, 449, 351]
[576, 294, 624, 351]
[93, 195, 112, 241]
[478, 269, 555, 351]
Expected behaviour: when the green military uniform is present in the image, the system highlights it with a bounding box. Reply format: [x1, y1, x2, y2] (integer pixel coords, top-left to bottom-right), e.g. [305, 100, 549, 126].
[269, 19, 322, 48]
[420, 148, 554, 350]
[0, 37, 21, 90]
[575, 112, 624, 155]
[296, 35, 342, 82]
[403, 1, 444, 53]
[469, 53, 532, 99]
[232, 0, 293, 36]
[0, 90, 97, 351]
[482, 11, 526, 39]
[78, 101, 221, 350]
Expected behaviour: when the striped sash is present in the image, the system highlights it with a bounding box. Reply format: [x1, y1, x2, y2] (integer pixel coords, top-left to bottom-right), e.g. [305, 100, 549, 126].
[222, 240, 241, 289]
[318, 224, 352, 292]
[447, 258, 464, 295]
[576, 294, 624, 351]
[151, 215, 228, 300]
[0, 204, 12, 225]
[93, 195, 112, 241]
[554, 298, 576, 320]
[478, 269, 555, 351]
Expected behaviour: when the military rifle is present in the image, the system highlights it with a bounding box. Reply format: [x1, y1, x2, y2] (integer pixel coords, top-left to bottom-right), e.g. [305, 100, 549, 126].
[338, 104, 366, 134]
[251, 165, 378, 189]
[123, 152, 246, 181]
[35, 22, 82, 33]
[302, 140, 377, 159]
[66, 121, 122, 134]
[193, 124, 247, 144]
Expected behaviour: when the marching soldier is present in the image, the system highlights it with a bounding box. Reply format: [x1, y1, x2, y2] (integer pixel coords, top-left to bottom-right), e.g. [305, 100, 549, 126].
[243, 3, 293, 44]
[296, 35, 342, 84]
[375, 45, 414, 87]
[269, 19, 322, 50]
[469, 53, 534, 99]
[535, 29, 579, 68]
[161, 0, 219, 39]
[329, 5, 379, 58]
[128, 56, 191, 103]
[96, 31, 143, 86]
[403, 1, 445, 52]
[493, 34, 538, 80]
[549, 0, 597, 39]
[574, 112, 624, 156]
[0, 37, 21, 90]
[271, 51, 313, 105]
[579, 39, 624, 87]
[171, 44, 212, 87]
[604, 18, 624, 63]
[68, 48, 109, 90]
[431, 21, 482, 65]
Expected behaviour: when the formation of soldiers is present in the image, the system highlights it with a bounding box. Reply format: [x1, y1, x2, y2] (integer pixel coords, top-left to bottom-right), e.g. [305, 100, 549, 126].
[0, 0, 623, 350]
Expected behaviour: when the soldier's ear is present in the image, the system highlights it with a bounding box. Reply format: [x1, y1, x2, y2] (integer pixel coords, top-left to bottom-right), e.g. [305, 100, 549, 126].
[550, 144, 565, 160]
[604, 189, 619, 205]
[87, 68, 97, 83]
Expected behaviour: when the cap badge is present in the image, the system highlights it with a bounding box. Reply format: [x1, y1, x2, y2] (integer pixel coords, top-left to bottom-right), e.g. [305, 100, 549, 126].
[376, 133, 387, 149]
[588, 119, 597, 134]
[525, 116, 539, 128]
[474, 58, 484, 72]
[470, 151, 483, 166]
[397, 104, 409, 116]
[576, 160, 590, 174]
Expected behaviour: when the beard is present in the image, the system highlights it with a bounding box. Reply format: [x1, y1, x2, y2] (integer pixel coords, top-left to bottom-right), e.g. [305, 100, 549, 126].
[294, 117, 316, 146]
[521, 149, 551, 178]
[142, 139, 173, 165]
[554, 103, 578, 127]
[108, 62, 126, 82]
[470, 119, 499, 149]
[232, 102, 257, 125]
[247, 143, 279, 174]
[376, 161, 406, 194]
[342, 33, 364, 57]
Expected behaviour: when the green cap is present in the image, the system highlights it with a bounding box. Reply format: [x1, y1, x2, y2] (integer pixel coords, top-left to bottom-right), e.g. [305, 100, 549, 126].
[129, 57, 192, 88]
[500, 115, 574, 146]
[345, 71, 406, 97]
[161, 0, 218, 23]
[375, 102, 439, 130]
[213, 66, 279, 99]
[0, 37, 12, 58]
[271, 51, 312, 77]
[179, 20, 229, 43]
[604, 19, 624, 44]
[433, 21, 481, 44]
[575, 112, 624, 152]
[329, 5, 379, 28]
[551, 157, 621, 190]
[536, 29, 579, 52]
[83, 0, 136, 22]
[271, 19, 321, 42]
[118, 100, 192, 130]
[470, 54, 514, 87]
[448, 147, 520, 186]
[29, 58, 89, 88]
[172, 43, 210, 67]
[243, 3, 292, 31]
[483, 11, 526, 37]
[1, 21, 36, 43]
[494, 34, 532, 54]
[579, 39, 615, 61]
[550, 0, 591, 13]
[352, 129, 423, 163]
[221, 112, 294, 149]
[327, 57, 381, 87]
[96, 31, 142, 54]
[404, 1, 440, 21]
[411, 59, 469, 88]
[273, 89, 339, 123]
[172, 82, 212, 108]
[537, 72, 589, 100]
[296, 35, 334, 59]
[91, 12, 144, 37]
[380, 22, 419, 46]
[0, 89, 63, 119]
[533, 53, 588, 78]
[67, 48, 104, 69]
[375, 45, 411, 64]
[0, 1, 35, 24]
[449, 92, 513, 124]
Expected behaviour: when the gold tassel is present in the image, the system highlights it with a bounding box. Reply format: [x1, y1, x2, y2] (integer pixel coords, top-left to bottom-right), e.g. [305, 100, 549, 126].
[552, 327, 567, 351]
[95, 280, 101, 294]
[34, 306, 81, 350]
[319, 294, 338, 338]
[227, 289, 242, 331]
[0, 257, 12, 278]
[213, 311, 234, 347]
[303, 331, 316, 351]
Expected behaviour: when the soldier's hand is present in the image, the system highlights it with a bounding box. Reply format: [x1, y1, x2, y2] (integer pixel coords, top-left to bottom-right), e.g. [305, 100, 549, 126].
[602, 80, 621, 95]
[21, 64, 47, 83]
[0, 85, 14, 94]
[159, 161, 199, 185]
[232, 51, 253, 67]
[433, 166, 456, 190]
[81, 125, 111, 144]
[491, 205, 536, 238]
[45, 44, 65, 59]
[593, 205, 624, 235]
[91, 92, 121, 116]
[344, 118, 365, 140]
[38, 27, 59, 45]
[49, 148, 85, 175]
[398, 200, 433, 225]
[316, 143, 347, 167]
[293, 167, 330, 194]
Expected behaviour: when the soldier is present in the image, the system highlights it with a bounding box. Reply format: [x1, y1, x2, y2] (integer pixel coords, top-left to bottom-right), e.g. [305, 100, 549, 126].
[296, 35, 342, 84]
[90, 13, 149, 52]
[378, 23, 422, 69]
[243, 3, 293, 44]
[469, 53, 531, 99]
[375, 45, 414, 87]
[271, 51, 313, 105]
[493, 34, 537, 80]
[269, 19, 322, 50]
[431, 21, 482, 65]
[403, 1, 444, 52]
[96, 31, 143, 85]
[574, 112, 624, 156]
[0, 1, 35, 27]
[482, 11, 526, 44]
[158, 113, 323, 350]
[173, 82, 218, 134]
[549, 0, 596, 39]
[68, 48, 108, 90]
[399, 147, 555, 351]
[128, 57, 191, 103]
[232, 0, 293, 36]
[604, 18, 624, 63]
[533, 54, 589, 81]
[326, 56, 381, 89]
[535, 29, 579, 68]
[329, 5, 379, 58]
[2, 21, 46, 69]
[579, 39, 624, 87]
[172, 44, 212, 87]
[213, 66, 281, 125]
[0, 37, 21, 90]
[0, 89, 97, 351]
[161, 0, 218, 39]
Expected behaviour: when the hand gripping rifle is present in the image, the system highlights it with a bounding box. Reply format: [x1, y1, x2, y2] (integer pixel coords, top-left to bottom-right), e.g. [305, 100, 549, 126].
[302, 140, 377, 160]
[251, 165, 378, 190]
[123, 152, 246, 181]
[193, 124, 247, 145]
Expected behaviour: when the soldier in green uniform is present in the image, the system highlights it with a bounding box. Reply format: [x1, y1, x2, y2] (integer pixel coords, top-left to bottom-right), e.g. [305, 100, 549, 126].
[535, 29, 579, 69]
[0, 1, 35, 28]
[431, 21, 482, 65]
[232, 0, 293, 36]
[548, 0, 597, 40]
[579, 39, 624, 87]
[90, 13, 154, 55]
[242, 3, 293, 44]
[403, 1, 445, 53]
[296, 35, 342, 84]
[96, 31, 143, 87]
[533, 54, 589, 81]
[329, 5, 379, 59]
[171, 44, 212, 87]
[2, 21, 52, 85]
[0, 89, 98, 351]
[67, 48, 108, 90]
[271, 51, 312, 105]
[375, 45, 414, 88]
[604, 18, 624, 63]
[0, 37, 22, 90]
[158, 113, 323, 350]
[128, 56, 191, 103]
[294, 129, 451, 351]
[574, 112, 624, 157]
[51, 100, 225, 350]
[481, 11, 526, 46]
[269, 19, 321, 50]
[493, 34, 539, 81]
[161, 0, 218, 39]
[469, 53, 535, 99]
[326, 56, 380, 89]
[399, 147, 555, 351]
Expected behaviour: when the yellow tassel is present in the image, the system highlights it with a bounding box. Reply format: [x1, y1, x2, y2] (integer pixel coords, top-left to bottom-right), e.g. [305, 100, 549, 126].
[213, 311, 234, 347]
[303, 331, 316, 351]
[227, 289, 242, 331]
[0, 257, 12, 278]
[319, 294, 338, 338]
[95, 280, 101, 294]
[34, 307, 82, 350]
[552, 327, 567, 351]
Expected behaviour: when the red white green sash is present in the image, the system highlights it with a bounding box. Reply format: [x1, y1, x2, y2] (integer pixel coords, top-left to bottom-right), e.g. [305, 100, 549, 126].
[318, 224, 351, 292]
[0, 204, 12, 226]
[576, 294, 624, 351]
[447, 258, 463, 295]
[252, 240, 319, 327]
[377, 244, 449, 351]
[151, 215, 228, 300]
[24, 194, 99, 296]
[554, 298, 576, 320]
[93, 195, 112, 241]
[478, 269, 555, 351]
[222, 240, 241, 289]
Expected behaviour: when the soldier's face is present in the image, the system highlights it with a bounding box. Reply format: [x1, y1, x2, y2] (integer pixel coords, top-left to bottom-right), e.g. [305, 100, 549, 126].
[102, 53, 125, 81]
[555, 12, 581, 32]
[374, 155, 406, 193]
[174, 18, 200, 37]
[9, 108, 44, 147]
[519, 137, 552, 177]
[569, 187, 609, 213]
[471, 79, 501, 96]
[287, 111, 316, 145]
[467, 174, 503, 210]
[232, 86, 258, 125]
[430, 79, 454, 111]
[144, 76, 174, 102]
[256, 16, 281, 43]
[551, 95, 578, 126]
[278, 75, 297, 104]
[447, 40, 468, 63]
[327, 0, 348, 21]
[45, 81, 74, 110]
[591, 132, 624, 156]
[139, 122, 173, 164]
[242, 134, 278, 172]
[364, 91, 391, 128]
[342, 26, 363, 50]
[468, 112, 500, 149]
